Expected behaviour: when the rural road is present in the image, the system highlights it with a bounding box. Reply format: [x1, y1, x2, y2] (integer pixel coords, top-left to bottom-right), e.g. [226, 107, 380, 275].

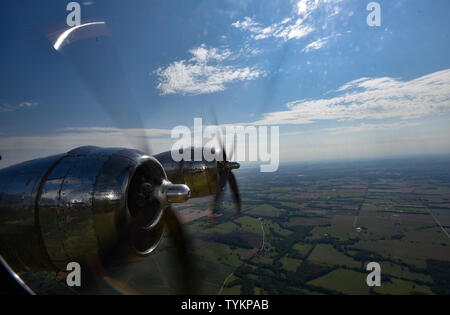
[428, 208, 450, 239]
[258, 218, 265, 252]
[218, 217, 266, 295]
[218, 272, 234, 295]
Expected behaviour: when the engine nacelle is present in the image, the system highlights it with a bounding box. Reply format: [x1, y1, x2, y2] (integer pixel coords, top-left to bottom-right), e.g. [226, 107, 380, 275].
[0, 146, 167, 272]
[155, 148, 218, 198]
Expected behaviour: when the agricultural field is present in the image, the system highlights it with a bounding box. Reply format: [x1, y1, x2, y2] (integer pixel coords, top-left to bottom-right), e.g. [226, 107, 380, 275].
[20, 156, 450, 295]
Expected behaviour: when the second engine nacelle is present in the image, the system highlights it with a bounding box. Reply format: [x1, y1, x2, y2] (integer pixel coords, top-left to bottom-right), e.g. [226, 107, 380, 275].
[155, 148, 219, 198]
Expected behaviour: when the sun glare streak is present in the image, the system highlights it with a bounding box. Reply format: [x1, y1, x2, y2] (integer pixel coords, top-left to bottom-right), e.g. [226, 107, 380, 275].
[53, 21, 106, 51]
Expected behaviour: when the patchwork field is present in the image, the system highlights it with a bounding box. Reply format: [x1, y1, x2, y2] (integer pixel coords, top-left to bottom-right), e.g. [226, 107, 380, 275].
[19, 157, 450, 295]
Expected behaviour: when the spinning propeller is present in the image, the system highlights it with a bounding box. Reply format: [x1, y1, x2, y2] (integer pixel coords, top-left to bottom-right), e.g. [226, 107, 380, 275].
[209, 112, 242, 222]
[48, 21, 194, 293]
[48, 19, 244, 293]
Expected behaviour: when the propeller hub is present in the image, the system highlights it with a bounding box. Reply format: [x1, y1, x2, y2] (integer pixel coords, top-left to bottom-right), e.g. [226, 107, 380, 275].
[218, 161, 240, 171]
[153, 180, 191, 205]
[166, 184, 191, 203]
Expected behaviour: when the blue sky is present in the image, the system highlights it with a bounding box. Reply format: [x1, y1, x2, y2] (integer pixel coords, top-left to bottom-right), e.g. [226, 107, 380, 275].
[0, 0, 450, 166]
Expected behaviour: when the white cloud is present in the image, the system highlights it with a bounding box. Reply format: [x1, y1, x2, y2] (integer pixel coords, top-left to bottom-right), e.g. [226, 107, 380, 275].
[231, 17, 260, 31]
[296, 0, 344, 16]
[302, 36, 330, 52]
[188, 45, 231, 64]
[155, 44, 264, 96]
[302, 33, 342, 52]
[253, 69, 450, 125]
[325, 121, 421, 134]
[0, 102, 38, 112]
[232, 16, 313, 42]
[296, 0, 320, 17]
[232, 0, 343, 42]
[275, 20, 314, 41]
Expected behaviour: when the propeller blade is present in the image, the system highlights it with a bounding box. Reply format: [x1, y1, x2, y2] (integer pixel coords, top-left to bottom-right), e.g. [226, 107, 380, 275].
[163, 206, 194, 294]
[209, 107, 242, 221]
[211, 172, 228, 218]
[228, 172, 242, 216]
[210, 109, 228, 162]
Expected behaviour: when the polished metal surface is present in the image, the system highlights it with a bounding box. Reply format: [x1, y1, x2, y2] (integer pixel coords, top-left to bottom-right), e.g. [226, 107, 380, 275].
[90, 148, 166, 263]
[0, 145, 232, 283]
[0, 254, 34, 295]
[165, 184, 191, 203]
[152, 179, 190, 205]
[0, 153, 66, 271]
[0, 146, 169, 272]
[154, 148, 218, 199]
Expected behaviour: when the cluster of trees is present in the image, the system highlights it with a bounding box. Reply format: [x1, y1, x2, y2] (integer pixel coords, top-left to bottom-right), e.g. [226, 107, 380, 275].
[390, 233, 405, 240]
[232, 264, 291, 295]
[287, 261, 336, 286]
[345, 248, 384, 263]
[215, 235, 252, 249]
[272, 226, 313, 261]
[426, 259, 450, 295]
[231, 256, 342, 295]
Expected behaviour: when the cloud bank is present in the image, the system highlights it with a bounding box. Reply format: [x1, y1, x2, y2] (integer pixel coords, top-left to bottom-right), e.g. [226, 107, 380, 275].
[0, 102, 38, 112]
[253, 69, 450, 125]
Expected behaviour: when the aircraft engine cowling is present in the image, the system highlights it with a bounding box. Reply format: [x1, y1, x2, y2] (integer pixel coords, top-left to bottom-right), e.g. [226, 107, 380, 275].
[154, 148, 218, 199]
[0, 146, 167, 272]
